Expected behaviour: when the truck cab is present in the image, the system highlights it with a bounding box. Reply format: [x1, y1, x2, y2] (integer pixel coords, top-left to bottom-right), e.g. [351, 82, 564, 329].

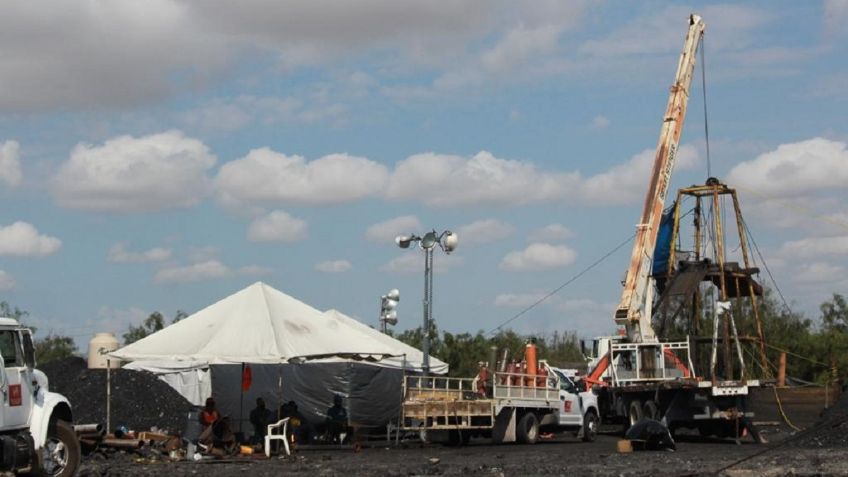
[547, 366, 599, 440]
[0, 318, 80, 476]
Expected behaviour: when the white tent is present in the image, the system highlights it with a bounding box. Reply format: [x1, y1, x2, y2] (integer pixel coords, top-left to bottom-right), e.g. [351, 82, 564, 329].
[111, 281, 436, 367]
[110, 282, 447, 427]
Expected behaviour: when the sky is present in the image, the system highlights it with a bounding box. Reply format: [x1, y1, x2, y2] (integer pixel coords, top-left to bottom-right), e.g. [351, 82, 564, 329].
[0, 0, 846, 352]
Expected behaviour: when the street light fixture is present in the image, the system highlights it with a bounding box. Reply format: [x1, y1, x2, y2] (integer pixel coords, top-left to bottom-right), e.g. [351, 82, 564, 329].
[380, 289, 400, 333]
[394, 230, 458, 376]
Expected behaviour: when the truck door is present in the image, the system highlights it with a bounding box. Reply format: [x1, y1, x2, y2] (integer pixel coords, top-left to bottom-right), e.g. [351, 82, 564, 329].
[0, 329, 33, 429]
[556, 372, 582, 426]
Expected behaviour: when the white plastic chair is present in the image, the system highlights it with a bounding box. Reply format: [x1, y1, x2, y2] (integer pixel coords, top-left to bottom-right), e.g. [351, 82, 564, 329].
[264, 417, 291, 457]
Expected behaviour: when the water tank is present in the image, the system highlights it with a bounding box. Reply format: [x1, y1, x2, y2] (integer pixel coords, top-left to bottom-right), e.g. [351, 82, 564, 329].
[87, 332, 121, 369]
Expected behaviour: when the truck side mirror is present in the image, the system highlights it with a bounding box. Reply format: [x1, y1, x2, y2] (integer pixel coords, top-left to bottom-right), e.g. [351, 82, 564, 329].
[22, 332, 35, 369]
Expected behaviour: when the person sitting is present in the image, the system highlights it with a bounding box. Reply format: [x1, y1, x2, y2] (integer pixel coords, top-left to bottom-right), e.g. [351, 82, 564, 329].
[324, 394, 348, 444]
[198, 397, 235, 454]
[199, 397, 220, 431]
[249, 397, 273, 444]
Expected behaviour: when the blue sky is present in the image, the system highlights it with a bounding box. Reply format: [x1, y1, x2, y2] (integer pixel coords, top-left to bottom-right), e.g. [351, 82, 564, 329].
[0, 1, 846, 350]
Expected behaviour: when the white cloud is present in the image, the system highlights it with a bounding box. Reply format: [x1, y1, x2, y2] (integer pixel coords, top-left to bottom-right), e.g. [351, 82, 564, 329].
[0, 270, 16, 290]
[187, 246, 220, 263]
[779, 235, 848, 259]
[456, 219, 514, 245]
[726, 138, 848, 197]
[216, 148, 388, 206]
[380, 252, 463, 274]
[824, 0, 848, 37]
[237, 265, 273, 276]
[108, 243, 171, 263]
[365, 216, 422, 244]
[578, 144, 699, 205]
[387, 151, 579, 207]
[591, 115, 610, 129]
[179, 94, 347, 132]
[0, 140, 22, 186]
[494, 292, 547, 308]
[247, 210, 308, 243]
[500, 243, 577, 271]
[0, 222, 62, 257]
[153, 260, 231, 284]
[315, 260, 352, 273]
[794, 262, 845, 284]
[528, 224, 573, 242]
[52, 130, 216, 212]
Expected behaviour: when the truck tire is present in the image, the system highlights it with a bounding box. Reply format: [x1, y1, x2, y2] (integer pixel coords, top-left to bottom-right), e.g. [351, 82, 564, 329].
[642, 400, 659, 421]
[582, 410, 599, 442]
[628, 400, 643, 428]
[39, 420, 80, 477]
[516, 412, 539, 445]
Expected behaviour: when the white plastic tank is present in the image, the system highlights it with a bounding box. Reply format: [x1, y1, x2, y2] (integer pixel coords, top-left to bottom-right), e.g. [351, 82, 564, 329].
[87, 332, 121, 369]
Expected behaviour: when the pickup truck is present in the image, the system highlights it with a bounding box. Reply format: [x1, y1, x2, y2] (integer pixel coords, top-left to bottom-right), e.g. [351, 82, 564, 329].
[401, 361, 599, 445]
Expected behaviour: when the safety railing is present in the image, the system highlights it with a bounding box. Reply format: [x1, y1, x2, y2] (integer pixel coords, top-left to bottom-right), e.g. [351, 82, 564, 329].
[493, 372, 559, 401]
[609, 340, 694, 386]
[403, 375, 478, 401]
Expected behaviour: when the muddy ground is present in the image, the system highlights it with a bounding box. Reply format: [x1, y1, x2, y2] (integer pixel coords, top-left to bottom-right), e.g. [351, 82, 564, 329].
[77, 425, 848, 477]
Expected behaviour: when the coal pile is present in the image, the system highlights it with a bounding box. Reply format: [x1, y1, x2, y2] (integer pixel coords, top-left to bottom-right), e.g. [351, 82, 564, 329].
[791, 385, 848, 448]
[40, 357, 195, 434]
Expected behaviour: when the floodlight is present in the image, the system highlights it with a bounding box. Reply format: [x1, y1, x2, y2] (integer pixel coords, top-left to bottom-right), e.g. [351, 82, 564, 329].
[383, 314, 398, 326]
[395, 235, 412, 248]
[442, 231, 458, 253]
[387, 289, 400, 301]
[382, 298, 399, 311]
[421, 231, 438, 249]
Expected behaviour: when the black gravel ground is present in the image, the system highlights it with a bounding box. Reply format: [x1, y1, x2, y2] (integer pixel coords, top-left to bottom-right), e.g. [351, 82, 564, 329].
[40, 357, 194, 433]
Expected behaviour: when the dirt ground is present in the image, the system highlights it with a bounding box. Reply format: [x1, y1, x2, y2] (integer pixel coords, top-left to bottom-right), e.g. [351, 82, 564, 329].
[76, 427, 848, 477]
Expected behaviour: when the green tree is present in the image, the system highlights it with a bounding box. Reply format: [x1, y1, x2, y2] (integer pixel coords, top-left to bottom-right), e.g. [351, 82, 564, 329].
[0, 301, 28, 322]
[817, 294, 848, 383]
[122, 311, 166, 345]
[34, 334, 78, 364]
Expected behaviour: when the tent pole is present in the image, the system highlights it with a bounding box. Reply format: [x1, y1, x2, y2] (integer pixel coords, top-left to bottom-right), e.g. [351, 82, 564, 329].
[239, 362, 244, 436]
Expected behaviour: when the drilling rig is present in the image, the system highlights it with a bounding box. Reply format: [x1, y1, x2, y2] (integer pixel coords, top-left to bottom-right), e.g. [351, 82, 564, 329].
[582, 14, 764, 441]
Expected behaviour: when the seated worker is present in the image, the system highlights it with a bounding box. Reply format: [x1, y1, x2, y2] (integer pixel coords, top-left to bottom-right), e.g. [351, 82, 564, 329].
[199, 397, 220, 431]
[324, 394, 348, 444]
[249, 397, 274, 444]
[197, 398, 236, 453]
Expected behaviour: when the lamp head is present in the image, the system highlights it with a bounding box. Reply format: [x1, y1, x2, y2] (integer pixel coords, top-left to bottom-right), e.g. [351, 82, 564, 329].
[395, 235, 412, 249]
[442, 231, 458, 253]
[386, 289, 400, 301]
[420, 231, 438, 250]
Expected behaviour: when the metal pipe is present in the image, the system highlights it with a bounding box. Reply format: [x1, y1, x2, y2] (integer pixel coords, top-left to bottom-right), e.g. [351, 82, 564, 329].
[421, 247, 433, 376]
[74, 423, 104, 435]
[106, 359, 111, 434]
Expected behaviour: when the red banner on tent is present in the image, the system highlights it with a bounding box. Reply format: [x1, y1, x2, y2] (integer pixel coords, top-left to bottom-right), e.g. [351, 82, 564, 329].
[241, 364, 252, 391]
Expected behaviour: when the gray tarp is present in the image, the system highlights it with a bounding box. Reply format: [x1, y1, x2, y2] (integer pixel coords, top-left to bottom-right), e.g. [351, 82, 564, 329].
[210, 362, 404, 437]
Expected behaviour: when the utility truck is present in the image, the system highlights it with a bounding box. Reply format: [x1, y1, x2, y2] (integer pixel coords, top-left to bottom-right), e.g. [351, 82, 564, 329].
[0, 317, 80, 476]
[401, 341, 600, 445]
[583, 13, 764, 441]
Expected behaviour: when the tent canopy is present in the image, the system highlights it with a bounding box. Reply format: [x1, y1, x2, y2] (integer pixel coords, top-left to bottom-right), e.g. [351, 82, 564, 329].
[110, 282, 446, 372]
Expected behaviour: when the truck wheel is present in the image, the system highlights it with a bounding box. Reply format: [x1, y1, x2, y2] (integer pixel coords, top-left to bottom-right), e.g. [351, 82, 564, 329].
[40, 420, 80, 477]
[516, 412, 539, 444]
[628, 400, 643, 427]
[582, 410, 599, 442]
[642, 400, 659, 420]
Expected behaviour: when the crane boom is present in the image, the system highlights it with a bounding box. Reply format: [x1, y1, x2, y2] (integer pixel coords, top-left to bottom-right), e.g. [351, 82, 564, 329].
[614, 14, 704, 343]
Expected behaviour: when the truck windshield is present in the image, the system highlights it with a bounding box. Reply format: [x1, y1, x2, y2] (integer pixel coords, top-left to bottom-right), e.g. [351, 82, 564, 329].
[0, 330, 23, 368]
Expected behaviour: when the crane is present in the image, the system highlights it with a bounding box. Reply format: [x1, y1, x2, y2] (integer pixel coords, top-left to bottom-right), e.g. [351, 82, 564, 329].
[614, 14, 705, 344]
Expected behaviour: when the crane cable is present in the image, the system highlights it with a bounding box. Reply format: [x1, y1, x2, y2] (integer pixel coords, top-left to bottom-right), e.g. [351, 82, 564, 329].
[487, 233, 635, 335]
[699, 36, 712, 178]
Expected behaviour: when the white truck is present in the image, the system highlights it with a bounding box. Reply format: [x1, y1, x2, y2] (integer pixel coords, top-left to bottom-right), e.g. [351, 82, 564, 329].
[0, 317, 80, 476]
[400, 362, 600, 445]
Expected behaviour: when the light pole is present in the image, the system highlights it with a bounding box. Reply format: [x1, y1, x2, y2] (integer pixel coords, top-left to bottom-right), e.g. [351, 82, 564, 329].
[380, 289, 400, 333]
[395, 230, 458, 376]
